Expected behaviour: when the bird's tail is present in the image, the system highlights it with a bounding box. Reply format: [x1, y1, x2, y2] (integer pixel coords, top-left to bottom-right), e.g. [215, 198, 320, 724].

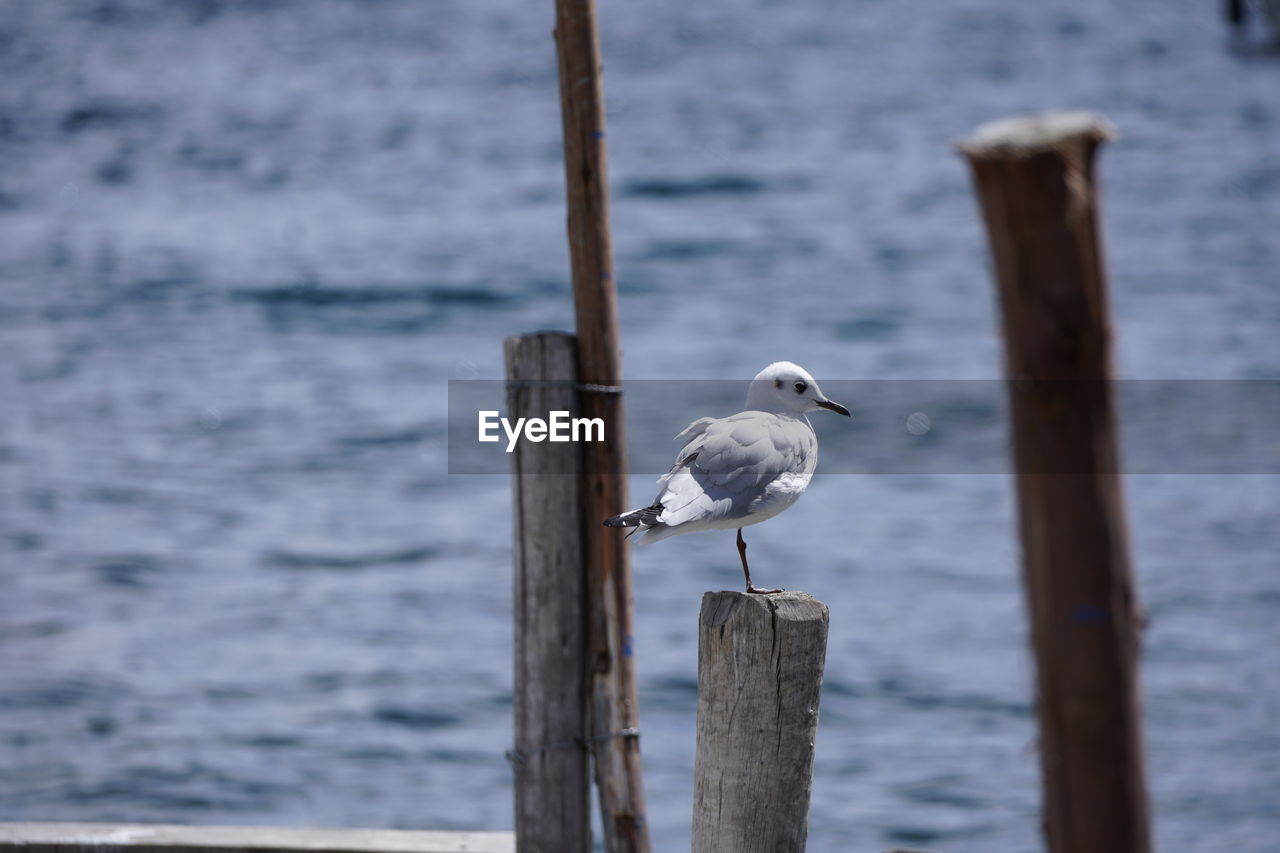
[603, 503, 663, 528]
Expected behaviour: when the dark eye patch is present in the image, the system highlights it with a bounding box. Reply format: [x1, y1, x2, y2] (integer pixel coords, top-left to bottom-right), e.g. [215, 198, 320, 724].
[794, 381, 807, 394]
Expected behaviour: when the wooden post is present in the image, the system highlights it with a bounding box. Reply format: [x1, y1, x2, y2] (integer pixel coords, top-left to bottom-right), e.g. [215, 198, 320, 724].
[552, 1, 650, 851]
[959, 112, 1151, 853]
[691, 592, 829, 853]
[506, 333, 591, 853]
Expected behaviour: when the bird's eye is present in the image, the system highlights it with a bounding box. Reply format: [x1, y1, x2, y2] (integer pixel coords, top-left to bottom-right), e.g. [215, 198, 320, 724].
[794, 381, 807, 394]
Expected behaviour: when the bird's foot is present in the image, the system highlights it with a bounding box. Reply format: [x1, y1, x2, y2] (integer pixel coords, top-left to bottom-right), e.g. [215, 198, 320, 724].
[746, 584, 785, 595]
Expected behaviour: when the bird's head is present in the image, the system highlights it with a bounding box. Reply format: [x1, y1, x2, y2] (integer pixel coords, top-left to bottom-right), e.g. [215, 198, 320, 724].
[745, 362, 851, 417]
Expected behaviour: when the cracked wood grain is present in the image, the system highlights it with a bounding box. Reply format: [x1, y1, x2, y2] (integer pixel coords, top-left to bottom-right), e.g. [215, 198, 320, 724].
[692, 592, 829, 853]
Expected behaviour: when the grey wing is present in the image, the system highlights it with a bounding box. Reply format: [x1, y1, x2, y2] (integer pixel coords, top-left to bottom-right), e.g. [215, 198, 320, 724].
[652, 414, 809, 528]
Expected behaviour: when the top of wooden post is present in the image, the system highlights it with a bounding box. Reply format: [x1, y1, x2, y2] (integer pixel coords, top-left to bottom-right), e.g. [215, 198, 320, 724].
[700, 590, 827, 629]
[957, 111, 1114, 160]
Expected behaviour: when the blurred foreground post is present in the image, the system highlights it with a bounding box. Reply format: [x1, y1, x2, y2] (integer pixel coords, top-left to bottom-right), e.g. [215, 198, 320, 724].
[506, 333, 591, 853]
[692, 592, 828, 853]
[552, 0, 650, 850]
[959, 112, 1151, 853]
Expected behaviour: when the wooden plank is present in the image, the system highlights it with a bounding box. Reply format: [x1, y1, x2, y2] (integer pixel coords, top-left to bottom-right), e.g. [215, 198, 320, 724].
[691, 592, 829, 853]
[505, 332, 591, 853]
[958, 112, 1151, 853]
[550, 1, 649, 851]
[0, 823, 513, 853]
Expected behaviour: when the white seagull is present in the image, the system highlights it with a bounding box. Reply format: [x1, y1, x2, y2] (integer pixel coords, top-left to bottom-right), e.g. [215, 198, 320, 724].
[604, 362, 850, 594]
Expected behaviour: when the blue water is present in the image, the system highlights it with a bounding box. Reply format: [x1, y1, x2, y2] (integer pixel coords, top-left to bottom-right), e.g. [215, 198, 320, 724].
[1, 1, 1278, 850]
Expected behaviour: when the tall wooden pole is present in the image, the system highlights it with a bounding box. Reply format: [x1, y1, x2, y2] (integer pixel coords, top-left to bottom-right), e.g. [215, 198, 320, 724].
[959, 112, 1151, 853]
[552, 1, 650, 851]
[506, 333, 591, 853]
[691, 592, 829, 853]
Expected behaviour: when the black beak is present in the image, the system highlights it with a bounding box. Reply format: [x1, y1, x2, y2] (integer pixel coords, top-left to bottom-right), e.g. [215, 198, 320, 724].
[816, 399, 851, 417]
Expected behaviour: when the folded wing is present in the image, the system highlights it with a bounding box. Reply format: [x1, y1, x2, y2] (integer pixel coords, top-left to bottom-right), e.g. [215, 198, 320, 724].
[653, 413, 812, 528]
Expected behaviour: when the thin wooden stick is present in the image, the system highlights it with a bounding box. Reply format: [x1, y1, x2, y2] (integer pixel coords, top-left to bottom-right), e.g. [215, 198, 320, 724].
[506, 333, 591, 853]
[551, 1, 650, 851]
[959, 112, 1151, 853]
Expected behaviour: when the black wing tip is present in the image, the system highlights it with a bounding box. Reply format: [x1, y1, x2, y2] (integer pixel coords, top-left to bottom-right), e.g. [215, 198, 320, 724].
[604, 503, 664, 528]
[637, 504, 664, 526]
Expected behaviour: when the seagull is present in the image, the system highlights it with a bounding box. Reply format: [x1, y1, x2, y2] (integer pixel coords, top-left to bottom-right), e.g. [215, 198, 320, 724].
[604, 362, 850, 594]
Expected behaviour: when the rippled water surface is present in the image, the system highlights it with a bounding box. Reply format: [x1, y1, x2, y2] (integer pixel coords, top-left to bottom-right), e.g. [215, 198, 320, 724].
[2, 1, 1277, 851]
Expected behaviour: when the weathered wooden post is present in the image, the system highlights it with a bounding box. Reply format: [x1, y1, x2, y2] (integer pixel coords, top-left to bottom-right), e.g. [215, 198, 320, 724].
[552, 0, 650, 850]
[959, 112, 1151, 853]
[506, 332, 591, 853]
[691, 592, 829, 853]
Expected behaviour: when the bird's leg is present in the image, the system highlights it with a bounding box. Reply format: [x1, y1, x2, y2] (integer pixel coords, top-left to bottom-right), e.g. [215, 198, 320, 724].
[737, 528, 783, 595]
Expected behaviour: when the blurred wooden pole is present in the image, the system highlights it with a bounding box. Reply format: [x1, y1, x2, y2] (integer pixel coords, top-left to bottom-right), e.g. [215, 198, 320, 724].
[506, 332, 591, 853]
[1226, 0, 1245, 28]
[552, 1, 650, 851]
[691, 592, 829, 853]
[959, 112, 1150, 853]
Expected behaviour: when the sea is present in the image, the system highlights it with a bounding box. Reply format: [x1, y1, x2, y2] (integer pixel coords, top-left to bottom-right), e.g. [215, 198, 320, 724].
[1, 1, 1277, 851]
